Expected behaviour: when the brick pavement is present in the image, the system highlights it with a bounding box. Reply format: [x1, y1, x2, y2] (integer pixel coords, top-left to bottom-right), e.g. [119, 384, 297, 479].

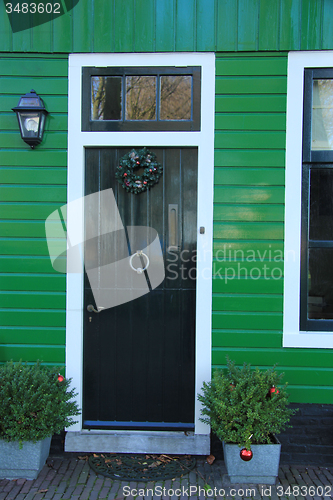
[0, 455, 333, 499]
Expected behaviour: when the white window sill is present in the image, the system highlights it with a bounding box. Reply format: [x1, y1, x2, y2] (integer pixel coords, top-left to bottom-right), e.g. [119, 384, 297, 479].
[283, 333, 333, 348]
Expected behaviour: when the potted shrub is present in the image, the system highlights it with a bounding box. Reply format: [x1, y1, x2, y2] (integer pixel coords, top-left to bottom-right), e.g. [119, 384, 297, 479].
[0, 361, 80, 480]
[198, 358, 297, 484]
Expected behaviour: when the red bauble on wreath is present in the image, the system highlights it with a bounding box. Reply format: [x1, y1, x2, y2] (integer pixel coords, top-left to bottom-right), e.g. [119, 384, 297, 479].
[115, 147, 163, 194]
[240, 448, 253, 461]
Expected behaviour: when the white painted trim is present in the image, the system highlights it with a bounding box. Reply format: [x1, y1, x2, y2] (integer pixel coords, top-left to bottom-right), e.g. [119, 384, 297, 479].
[283, 51, 333, 349]
[66, 53, 214, 450]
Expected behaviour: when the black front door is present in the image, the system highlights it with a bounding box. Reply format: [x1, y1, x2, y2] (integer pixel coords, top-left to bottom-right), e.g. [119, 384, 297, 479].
[83, 147, 197, 430]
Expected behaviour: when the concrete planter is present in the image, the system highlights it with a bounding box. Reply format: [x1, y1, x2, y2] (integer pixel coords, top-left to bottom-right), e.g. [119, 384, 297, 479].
[0, 436, 52, 480]
[222, 436, 281, 484]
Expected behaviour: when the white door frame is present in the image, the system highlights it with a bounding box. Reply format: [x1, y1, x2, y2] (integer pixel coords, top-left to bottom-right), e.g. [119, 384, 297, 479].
[65, 52, 215, 453]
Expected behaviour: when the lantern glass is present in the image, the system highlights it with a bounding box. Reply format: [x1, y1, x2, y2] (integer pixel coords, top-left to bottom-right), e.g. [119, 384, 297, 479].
[18, 112, 41, 139]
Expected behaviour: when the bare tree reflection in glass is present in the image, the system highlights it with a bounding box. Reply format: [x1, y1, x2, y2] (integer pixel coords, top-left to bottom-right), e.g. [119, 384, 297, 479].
[126, 76, 156, 120]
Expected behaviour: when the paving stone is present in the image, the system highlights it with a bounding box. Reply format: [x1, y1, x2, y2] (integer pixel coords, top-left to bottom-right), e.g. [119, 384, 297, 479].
[21, 490, 40, 500]
[77, 463, 91, 485]
[2, 481, 17, 493]
[107, 481, 122, 500]
[92, 477, 104, 493]
[320, 469, 333, 484]
[42, 484, 58, 498]
[87, 490, 101, 500]
[99, 485, 111, 498]
[61, 485, 76, 499]
[85, 472, 97, 488]
[79, 486, 94, 500]
[54, 479, 69, 495]
[52, 494, 63, 500]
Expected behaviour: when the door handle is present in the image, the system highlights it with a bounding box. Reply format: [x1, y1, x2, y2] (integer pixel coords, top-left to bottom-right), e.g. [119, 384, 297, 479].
[87, 304, 105, 313]
[168, 204, 178, 250]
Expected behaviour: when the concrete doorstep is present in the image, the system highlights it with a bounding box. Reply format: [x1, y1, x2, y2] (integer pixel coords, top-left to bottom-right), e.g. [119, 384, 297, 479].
[0, 455, 333, 499]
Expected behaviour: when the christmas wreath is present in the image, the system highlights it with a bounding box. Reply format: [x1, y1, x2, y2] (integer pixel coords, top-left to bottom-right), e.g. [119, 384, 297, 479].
[115, 147, 163, 194]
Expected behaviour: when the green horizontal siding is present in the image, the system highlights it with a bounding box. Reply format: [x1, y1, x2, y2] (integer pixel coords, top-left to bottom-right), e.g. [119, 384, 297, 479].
[0, 168, 67, 185]
[213, 276, 283, 295]
[0, 239, 60, 256]
[214, 186, 284, 204]
[215, 114, 287, 131]
[0, 257, 59, 273]
[214, 205, 284, 222]
[0, 204, 63, 220]
[213, 330, 282, 348]
[215, 132, 286, 150]
[213, 348, 333, 369]
[213, 52, 333, 405]
[213, 295, 283, 312]
[0, 291, 65, 309]
[0, 326, 65, 345]
[0, 346, 65, 364]
[0, 55, 67, 365]
[213, 222, 284, 240]
[215, 167, 285, 185]
[2, 0, 333, 53]
[0, 275, 66, 291]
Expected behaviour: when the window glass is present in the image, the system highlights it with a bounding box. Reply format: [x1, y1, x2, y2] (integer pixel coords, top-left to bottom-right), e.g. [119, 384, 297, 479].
[83, 66, 201, 131]
[311, 79, 333, 150]
[125, 76, 156, 120]
[91, 76, 122, 121]
[309, 169, 333, 240]
[160, 76, 192, 120]
[308, 248, 333, 319]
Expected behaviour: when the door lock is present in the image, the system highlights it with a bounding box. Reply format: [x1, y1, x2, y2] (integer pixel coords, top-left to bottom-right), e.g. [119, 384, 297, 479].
[87, 304, 105, 313]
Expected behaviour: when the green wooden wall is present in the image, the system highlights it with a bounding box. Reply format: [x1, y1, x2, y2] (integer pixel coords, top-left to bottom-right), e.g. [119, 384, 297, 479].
[0, 54, 67, 366]
[1, 51, 332, 403]
[1, 0, 333, 402]
[213, 52, 333, 404]
[1, 0, 333, 53]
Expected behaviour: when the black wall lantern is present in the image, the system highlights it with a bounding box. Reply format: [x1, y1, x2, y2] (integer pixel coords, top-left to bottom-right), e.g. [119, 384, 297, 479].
[12, 90, 48, 149]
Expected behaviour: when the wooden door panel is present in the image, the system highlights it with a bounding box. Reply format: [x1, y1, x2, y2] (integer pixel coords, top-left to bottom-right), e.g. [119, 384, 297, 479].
[83, 147, 197, 430]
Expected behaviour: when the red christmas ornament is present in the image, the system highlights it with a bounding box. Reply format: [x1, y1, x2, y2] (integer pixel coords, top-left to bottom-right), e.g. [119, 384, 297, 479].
[269, 385, 279, 395]
[143, 181, 147, 185]
[57, 374, 64, 382]
[149, 169, 153, 172]
[136, 161, 140, 165]
[240, 448, 253, 461]
[124, 173, 127, 177]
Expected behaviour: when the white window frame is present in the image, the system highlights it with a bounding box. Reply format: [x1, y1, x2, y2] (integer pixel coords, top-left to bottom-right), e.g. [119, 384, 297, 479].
[65, 53, 215, 453]
[284, 50, 333, 348]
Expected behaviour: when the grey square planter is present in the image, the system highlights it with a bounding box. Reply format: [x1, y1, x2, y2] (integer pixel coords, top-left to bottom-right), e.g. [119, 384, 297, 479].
[0, 436, 52, 480]
[222, 436, 281, 484]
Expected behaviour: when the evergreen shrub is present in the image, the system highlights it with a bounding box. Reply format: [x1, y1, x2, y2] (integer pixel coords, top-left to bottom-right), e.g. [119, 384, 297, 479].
[0, 361, 80, 444]
[198, 358, 297, 449]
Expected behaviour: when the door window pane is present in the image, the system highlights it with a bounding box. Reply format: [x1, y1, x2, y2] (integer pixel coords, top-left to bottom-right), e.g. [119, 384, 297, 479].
[312, 79, 333, 150]
[308, 248, 333, 319]
[160, 76, 192, 120]
[309, 169, 333, 240]
[125, 76, 156, 120]
[91, 77, 122, 121]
